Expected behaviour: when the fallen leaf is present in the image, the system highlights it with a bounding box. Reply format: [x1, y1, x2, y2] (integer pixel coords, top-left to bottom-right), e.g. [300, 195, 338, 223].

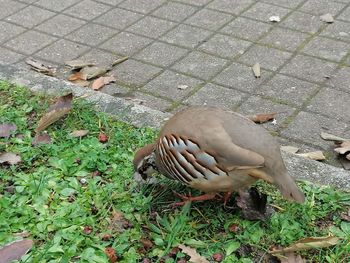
[98, 133, 108, 143]
[70, 79, 90, 87]
[108, 211, 129, 233]
[178, 244, 210, 263]
[248, 112, 276, 123]
[140, 238, 153, 250]
[280, 252, 305, 263]
[125, 97, 145, 105]
[105, 247, 118, 263]
[68, 71, 85, 81]
[25, 58, 56, 76]
[320, 13, 334, 23]
[178, 84, 189, 90]
[296, 151, 326, 161]
[270, 236, 339, 254]
[83, 226, 93, 235]
[281, 146, 299, 154]
[80, 66, 108, 80]
[91, 76, 116, 90]
[0, 152, 21, 165]
[65, 59, 95, 70]
[340, 208, 350, 222]
[111, 56, 128, 67]
[32, 133, 51, 146]
[212, 253, 223, 262]
[36, 93, 73, 133]
[0, 123, 17, 138]
[70, 130, 89, 137]
[0, 239, 33, 263]
[228, 224, 239, 233]
[269, 15, 281, 22]
[252, 63, 261, 78]
[236, 187, 274, 221]
[334, 141, 350, 155]
[320, 132, 348, 142]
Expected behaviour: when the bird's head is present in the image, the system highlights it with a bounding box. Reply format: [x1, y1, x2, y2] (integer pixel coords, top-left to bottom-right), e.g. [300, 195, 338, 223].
[133, 143, 157, 180]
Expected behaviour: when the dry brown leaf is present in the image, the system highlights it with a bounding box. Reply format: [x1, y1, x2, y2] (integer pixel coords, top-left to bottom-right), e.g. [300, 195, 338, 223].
[65, 59, 95, 70]
[296, 151, 326, 161]
[36, 93, 73, 133]
[178, 84, 189, 90]
[68, 72, 85, 81]
[32, 133, 51, 146]
[80, 66, 108, 80]
[70, 130, 89, 137]
[281, 146, 299, 154]
[252, 63, 261, 78]
[320, 132, 348, 142]
[104, 247, 118, 263]
[320, 13, 334, 23]
[91, 76, 116, 90]
[25, 58, 56, 76]
[0, 239, 33, 263]
[111, 56, 128, 67]
[248, 112, 276, 123]
[70, 79, 90, 87]
[270, 236, 339, 254]
[340, 208, 350, 222]
[108, 211, 129, 233]
[334, 141, 350, 155]
[0, 152, 21, 165]
[279, 252, 305, 263]
[0, 123, 17, 138]
[178, 244, 210, 263]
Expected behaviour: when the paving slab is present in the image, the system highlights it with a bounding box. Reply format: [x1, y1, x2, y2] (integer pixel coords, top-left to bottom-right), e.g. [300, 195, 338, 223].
[0, 0, 350, 178]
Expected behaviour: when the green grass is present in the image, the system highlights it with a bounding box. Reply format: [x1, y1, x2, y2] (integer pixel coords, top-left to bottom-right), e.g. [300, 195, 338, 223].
[0, 81, 349, 263]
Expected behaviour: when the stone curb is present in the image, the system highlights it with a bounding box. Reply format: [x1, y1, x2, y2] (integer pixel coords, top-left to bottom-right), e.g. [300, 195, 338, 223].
[1, 63, 349, 190]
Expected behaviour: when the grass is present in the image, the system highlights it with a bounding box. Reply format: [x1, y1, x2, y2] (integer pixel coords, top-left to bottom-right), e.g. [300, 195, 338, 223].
[0, 81, 350, 263]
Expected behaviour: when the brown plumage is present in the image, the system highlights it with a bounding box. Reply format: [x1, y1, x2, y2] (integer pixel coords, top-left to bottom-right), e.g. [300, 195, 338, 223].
[134, 106, 305, 203]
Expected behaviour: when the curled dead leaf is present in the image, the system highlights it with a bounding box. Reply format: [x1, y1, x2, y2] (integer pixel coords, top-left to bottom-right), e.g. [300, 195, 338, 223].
[32, 133, 52, 146]
[105, 247, 118, 263]
[334, 141, 350, 155]
[65, 59, 95, 70]
[252, 63, 261, 78]
[296, 151, 326, 161]
[70, 130, 89, 138]
[36, 93, 73, 133]
[178, 244, 210, 263]
[281, 146, 299, 154]
[0, 152, 21, 165]
[248, 112, 277, 124]
[80, 66, 108, 80]
[0, 239, 33, 263]
[112, 56, 128, 67]
[270, 236, 339, 254]
[279, 252, 305, 263]
[108, 211, 129, 233]
[68, 72, 85, 81]
[25, 58, 56, 76]
[91, 76, 116, 90]
[320, 132, 348, 142]
[0, 123, 17, 138]
[70, 79, 90, 87]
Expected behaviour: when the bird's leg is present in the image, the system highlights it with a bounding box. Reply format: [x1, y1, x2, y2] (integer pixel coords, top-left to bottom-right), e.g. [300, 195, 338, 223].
[223, 192, 233, 206]
[171, 191, 218, 207]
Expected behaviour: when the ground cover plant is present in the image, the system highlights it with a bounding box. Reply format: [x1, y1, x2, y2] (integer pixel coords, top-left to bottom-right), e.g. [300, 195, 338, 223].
[0, 81, 349, 262]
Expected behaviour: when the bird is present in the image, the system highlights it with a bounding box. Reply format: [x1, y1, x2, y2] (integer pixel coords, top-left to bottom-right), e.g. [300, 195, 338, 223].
[133, 106, 305, 206]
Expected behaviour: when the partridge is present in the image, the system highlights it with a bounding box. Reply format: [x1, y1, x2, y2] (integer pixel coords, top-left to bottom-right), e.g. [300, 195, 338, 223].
[134, 106, 305, 204]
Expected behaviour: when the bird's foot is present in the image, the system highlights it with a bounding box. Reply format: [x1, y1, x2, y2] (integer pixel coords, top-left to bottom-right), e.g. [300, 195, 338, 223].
[171, 191, 218, 207]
